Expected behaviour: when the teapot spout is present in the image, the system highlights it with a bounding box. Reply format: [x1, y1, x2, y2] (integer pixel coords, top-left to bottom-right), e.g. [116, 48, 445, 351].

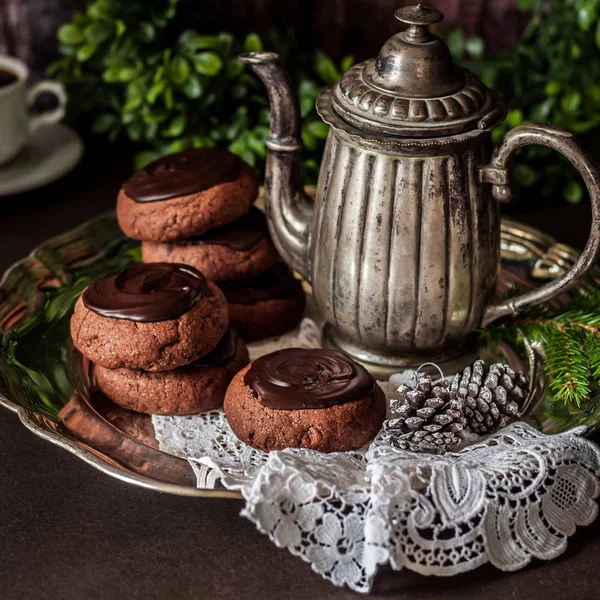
[239, 52, 313, 280]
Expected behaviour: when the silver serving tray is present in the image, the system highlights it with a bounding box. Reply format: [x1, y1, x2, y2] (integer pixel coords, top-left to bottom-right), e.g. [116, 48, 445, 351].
[1, 213, 599, 497]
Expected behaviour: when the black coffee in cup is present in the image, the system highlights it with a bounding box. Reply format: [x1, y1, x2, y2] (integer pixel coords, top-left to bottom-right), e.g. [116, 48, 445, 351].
[0, 68, 18, 88]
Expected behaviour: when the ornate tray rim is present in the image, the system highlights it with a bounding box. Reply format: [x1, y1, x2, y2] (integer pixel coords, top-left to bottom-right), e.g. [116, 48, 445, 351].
[0, 215, 236, 498]
[0, 213, 594, 498]
[5, 401, 240, 498]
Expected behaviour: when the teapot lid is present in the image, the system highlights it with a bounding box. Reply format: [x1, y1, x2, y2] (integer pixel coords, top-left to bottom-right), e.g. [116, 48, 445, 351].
[329, 4, 502, 138]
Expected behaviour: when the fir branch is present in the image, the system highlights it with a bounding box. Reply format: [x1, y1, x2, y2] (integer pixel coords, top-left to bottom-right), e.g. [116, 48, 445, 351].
[484, 288, 600, 407]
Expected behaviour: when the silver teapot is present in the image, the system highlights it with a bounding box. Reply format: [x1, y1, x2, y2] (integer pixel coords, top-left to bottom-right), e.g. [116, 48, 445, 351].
[241, 4, 600, 376]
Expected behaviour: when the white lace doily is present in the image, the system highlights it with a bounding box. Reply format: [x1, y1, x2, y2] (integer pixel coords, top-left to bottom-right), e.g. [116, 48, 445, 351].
[152, 319, 600, 593]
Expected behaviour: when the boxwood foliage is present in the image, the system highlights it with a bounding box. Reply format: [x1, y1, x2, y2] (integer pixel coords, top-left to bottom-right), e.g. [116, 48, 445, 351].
[54, 0, 600, 201]
[446, 0, 600, 204]
[51, 0, 352, 181]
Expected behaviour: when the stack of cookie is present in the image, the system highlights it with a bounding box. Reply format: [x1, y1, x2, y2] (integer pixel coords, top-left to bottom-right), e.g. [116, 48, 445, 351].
[70, 262, 249, 415]
[117, 147, 305, 342]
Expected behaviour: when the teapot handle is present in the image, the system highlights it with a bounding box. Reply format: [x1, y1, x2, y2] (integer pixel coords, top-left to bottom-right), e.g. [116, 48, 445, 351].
[479, 123, 600, 326]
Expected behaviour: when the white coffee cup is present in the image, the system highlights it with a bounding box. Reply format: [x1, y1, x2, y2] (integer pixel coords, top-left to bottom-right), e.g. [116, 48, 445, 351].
[0, 55, 67, 166]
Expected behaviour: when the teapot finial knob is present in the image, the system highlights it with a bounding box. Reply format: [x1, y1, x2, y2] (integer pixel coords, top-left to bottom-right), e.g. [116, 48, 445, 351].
[394, 4, 443, 43]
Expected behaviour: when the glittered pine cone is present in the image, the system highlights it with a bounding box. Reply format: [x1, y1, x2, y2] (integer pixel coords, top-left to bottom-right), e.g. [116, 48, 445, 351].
[450, 360, 528, 434]
[380, 374, 466, 454]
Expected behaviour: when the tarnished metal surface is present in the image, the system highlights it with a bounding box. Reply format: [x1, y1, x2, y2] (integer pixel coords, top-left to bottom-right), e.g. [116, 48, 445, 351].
[310, 132, 498, 354]
[242, 4, 600, 374]
[0, 212, 598, 495]
[238, 52, 313, 280]
[329, 5, 501, 138]
[480, 123, 600, 325]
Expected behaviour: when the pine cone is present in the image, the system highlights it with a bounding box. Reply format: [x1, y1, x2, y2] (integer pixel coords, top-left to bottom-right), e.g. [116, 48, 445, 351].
[381, 374, 466, 454]
[450, 360, 528, 434]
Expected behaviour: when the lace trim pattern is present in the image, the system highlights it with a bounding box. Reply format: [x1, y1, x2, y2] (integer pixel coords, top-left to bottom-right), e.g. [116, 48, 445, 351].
[151, 319, 600, 592]
[153, 417, 600, 592]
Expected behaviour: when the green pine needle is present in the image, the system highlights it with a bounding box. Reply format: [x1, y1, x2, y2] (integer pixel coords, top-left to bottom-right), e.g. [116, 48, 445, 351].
[484, 288, 600, 407]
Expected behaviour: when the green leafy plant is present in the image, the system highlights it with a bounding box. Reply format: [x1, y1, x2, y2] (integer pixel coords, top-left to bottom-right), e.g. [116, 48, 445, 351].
[485, 289, 600, 407]
[54, 0, 600, 200]
[447, 0, 600, 204]
[50, 0, 351, 181]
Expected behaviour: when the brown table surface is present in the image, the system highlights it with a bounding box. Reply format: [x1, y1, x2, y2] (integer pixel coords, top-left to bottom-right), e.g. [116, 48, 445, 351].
[1, 143, 599, 600]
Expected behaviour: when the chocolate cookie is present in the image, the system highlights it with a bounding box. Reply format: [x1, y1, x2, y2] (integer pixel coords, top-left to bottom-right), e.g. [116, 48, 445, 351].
[95, 330, 249, 415]
[117, 148, 258, 242]
[70, 263, 228, 371]
[141, 208, 279, 282]
[219, 264, 305, 342]
[224, 348, 386, 452]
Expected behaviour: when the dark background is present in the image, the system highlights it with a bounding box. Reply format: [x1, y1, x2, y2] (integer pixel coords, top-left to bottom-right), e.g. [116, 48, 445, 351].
[0, 0, 523, 80]
[2, 1, 600, 599]
[0, 139, 597, 600]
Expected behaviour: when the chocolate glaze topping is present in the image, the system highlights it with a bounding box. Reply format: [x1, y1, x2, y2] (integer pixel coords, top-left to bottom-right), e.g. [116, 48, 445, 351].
[244, 348, 375, 410]
[193, 328, 237, 368]
[182, 207, 267, 251]
[82, 262, 211, 322]
[123, 148, 241, 202]
[220, 264, 298, 304]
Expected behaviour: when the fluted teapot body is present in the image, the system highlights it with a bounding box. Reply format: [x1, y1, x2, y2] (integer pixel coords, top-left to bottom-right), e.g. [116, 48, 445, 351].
[241, 5, 600, 376]
[309, 123, 498, 361]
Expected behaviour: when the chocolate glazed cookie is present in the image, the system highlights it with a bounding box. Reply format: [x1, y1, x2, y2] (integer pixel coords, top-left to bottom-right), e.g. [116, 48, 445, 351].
[95, 330, 250, 415]
[219, 264, 306, 342]
[70, 263, 228, 371]
[224, 348, 386, 452]
[141, 208, 279, 282]
[117, 148, 258, 242]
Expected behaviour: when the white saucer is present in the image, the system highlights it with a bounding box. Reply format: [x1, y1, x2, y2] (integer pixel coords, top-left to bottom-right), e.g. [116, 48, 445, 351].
[0, 123, 84, 197]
